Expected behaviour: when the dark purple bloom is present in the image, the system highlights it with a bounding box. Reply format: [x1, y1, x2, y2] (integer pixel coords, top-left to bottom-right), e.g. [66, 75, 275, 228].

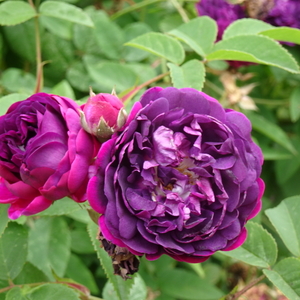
[196, 0, 245, 41]
[88, 87, 264, 263]
[265, 0, 300, 28]
[196, 0, 300, 68]
[0, 93, 100, 219]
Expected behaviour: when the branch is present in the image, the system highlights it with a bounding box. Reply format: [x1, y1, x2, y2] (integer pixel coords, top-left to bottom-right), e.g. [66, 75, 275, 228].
[226, 274, 266, 300]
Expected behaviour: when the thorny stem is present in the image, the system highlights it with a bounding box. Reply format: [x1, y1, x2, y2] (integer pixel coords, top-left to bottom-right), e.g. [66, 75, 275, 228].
[170, 0, 190, 23]
[252, 98, 288, 106]
[225, 274, 266, 300]
[121, 71, 170, 103]
[0, 282, 104, 299]
[111, 0, 198, 20]
[0, 282, 47, 294]
[204, 79, 224, 96]
[28, 0, 43, 93]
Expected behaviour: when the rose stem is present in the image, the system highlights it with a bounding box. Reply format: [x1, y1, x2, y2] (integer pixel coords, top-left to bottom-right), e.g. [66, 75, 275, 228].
[121, 71, 170, 104]
[170, 0, 190, 23]
[226, 274, 266, 300]
[28, 0, 43, 93]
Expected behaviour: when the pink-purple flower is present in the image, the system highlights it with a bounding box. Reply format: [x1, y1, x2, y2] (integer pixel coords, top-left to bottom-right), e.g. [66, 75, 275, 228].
[88, 87, 264, 263]
[80, 92, 127, 142]
[0, 93, 99, 219]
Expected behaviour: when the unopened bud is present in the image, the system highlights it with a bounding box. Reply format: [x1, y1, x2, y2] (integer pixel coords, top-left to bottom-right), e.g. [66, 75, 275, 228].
[80, 91, 127, 142]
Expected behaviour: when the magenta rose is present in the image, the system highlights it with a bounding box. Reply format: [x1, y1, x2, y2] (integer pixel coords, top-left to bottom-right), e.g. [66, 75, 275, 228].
[88, 87, 264, 263]
[0, 93, 99, 219]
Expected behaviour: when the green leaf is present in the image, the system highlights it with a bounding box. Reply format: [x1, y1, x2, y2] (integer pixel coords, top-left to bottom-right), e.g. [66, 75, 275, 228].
[261, 147, 292, 160]
[28, 283, 80, 300]
[0, 223, 28, 281]
[111, 0, 164, 20]
[67, 209, 90, 224]
[42, 32, 75, 81]
[51, 80, 76, 100]
[223, 21, 300, 47]
[0, 205, 9, 238]
[36, 198, 83, 217]
[84, 56, 138, 94]
[28, 217, 71, 279]
[1, 68, 35, 94]
[274, 137, 300, 185]
[158, 269, 224, 300]
[122, 22, 152, 62]
[87, 222, 124, 300]
[3, 20, 36, 62]
[5, 287, 29, 300]
[168, 59, 205, 90]
[290, 87, 300, 122]
[159, 14, 183, 33]
[263, 258, 300, 300]
[40, 16, 73, 40]
[265, 195, 300, 257]
[125, 32, 185, 64]
[220, 222, 277, 268]
[66, 61, 94, 93]
[169, 16, 217, 56]
[14, 262, 49, 284]
[223, 19, 273, 40]
[247, 112, 297, 155]
[260, 27, 300, 45]
[126, 63, 157, 84]
[71, 227, 95, 254]
[39, 1, 93, 27]
[206, 35, 300, 73]
[0, 1, 36, 26]
[72, 22, 99, 56]
[0, 32, 3, 61]
[91, 10, 124, 60]
[103, 274, 147, 300]
[66, 254, 99, 294]
[128, 274, 148, 300]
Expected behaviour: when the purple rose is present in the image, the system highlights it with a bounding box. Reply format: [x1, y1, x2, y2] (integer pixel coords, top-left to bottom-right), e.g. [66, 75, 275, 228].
[88, 87, 264, 263]
[195, 0, 245, 41]
[265, 0, 300, 28]
[196, 0, 300, 68]
[0, 93, 100, 219]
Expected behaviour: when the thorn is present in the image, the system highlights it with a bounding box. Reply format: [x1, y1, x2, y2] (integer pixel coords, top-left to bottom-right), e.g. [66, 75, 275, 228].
[89, 86, 96, 98]
[111, 87, 118, 97]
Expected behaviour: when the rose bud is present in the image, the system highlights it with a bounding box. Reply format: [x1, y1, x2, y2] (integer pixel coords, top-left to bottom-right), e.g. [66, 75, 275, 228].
[0, 93, 100, 219]
[80, 90, 127, 142]
[88, 87, 264, 264]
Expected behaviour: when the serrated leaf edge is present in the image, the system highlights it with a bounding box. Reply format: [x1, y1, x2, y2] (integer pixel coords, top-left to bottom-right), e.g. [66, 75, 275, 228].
[246, 222, 278, 267]
[263, 257, 300, 300]
[265, 199, 300, 257]
[223, 18, 274, 40]
[87, 222, 123, 300]
[125, 32, 185, 64]
[209, 34, 300, 74]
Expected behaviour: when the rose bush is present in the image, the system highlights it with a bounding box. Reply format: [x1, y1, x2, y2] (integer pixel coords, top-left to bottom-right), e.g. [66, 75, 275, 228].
[0, 93, 99, 219]
[88, 87, 264, 263]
